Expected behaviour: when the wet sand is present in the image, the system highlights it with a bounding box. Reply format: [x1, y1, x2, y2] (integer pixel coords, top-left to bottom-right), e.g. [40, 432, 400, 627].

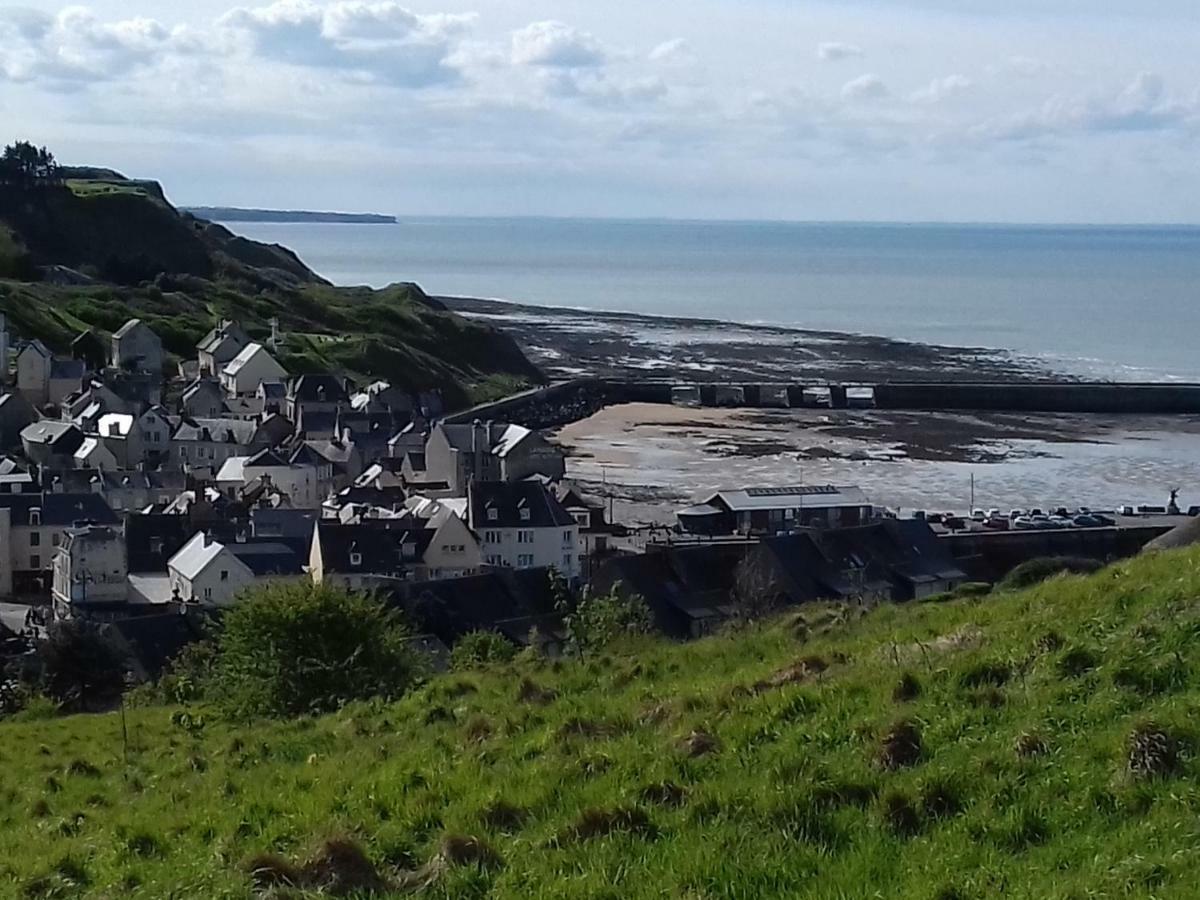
[555, 404, 1200, 525]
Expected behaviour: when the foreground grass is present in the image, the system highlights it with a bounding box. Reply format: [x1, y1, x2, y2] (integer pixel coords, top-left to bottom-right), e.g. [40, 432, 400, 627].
[4, 549, 1200, 898]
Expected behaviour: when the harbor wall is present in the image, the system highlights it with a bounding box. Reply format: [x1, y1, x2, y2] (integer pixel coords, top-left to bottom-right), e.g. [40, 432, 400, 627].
[873, 382, 1200, 414]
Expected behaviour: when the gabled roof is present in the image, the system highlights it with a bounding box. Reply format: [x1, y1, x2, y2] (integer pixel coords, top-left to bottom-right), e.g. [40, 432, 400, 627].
[226, 540, 304, 576]
[246, 448, 291, 468]
[706, 485, 871, 513]
[168, 532, 239, 580]
[19, 339, 50, 359]
[172, 417, 259, 445]
[223, 343, 281, 378]
[315, 520, 430, 575]
[21, 421, 84, 452]
[182, 378, 223, 402]
[469, 481, 575, 529]
[289, 374, 351, 403]
[113, 318, 147, 339]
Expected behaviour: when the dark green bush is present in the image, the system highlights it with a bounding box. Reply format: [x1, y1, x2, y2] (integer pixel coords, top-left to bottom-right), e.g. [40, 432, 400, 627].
[451, 631, 517, 670]
[213, 583, 421, 718]
[35, 621, 128, 712]
[1000, 557, 1102, 591]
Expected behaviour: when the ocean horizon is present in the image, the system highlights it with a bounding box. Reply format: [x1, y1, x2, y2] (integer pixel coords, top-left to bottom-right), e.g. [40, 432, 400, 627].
[228, 217, 1200, 382]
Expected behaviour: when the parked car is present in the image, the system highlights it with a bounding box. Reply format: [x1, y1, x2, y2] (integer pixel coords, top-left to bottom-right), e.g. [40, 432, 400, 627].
[1077, 506, 1092, 515]
[1053, 507, 1070, 518]
[1073, 515, 1102, 528]
[1189, 506, 1200, 517]
[1013, 516, 1037, 530]
[983, 517, 1009, 531]
[971, 509, 987, 521]
[1030, 508, 1045, 518]
[987, 508, 1001, 519]
[1093, 514, 1115, 527]
[1009, 509, 1025, 520]
[912, 510, 926, 520]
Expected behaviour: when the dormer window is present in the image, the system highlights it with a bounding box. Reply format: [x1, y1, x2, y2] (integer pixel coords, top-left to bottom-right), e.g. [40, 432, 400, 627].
[519, 507, 531, 521]
[487, 507, 498, 521]
[29, 508, 41, 526]
[349, 551, 362, 567]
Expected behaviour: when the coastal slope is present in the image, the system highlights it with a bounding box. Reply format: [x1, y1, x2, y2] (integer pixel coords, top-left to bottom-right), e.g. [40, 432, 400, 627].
[0, 168, 540, 406]
[4, 548, 1200, 897]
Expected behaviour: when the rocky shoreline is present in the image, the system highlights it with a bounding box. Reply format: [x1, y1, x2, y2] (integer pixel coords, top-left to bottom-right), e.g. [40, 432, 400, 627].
[441, 295, 1056, 384]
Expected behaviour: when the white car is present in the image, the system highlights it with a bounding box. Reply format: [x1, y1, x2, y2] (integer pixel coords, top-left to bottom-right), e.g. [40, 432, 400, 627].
[1013, 516, 1036, 530]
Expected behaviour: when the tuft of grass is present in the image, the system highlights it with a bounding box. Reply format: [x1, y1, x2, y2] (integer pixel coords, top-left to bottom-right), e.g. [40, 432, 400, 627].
[876, 720, 923, 770]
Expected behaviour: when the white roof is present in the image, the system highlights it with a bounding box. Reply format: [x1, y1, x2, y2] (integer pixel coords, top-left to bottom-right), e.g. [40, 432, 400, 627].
[223, 342, 271, 378]
[707, 485, 871, 513]
[168, 532, 226, 580]
[74, 437, 102, 460]
[98, 412, 134, 437]
[127, 574, 174, 605]
[216, 456, 250, 483]
[493, 424, 532, 457]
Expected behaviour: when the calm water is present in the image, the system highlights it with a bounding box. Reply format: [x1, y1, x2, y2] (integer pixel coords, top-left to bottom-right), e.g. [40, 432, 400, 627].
[231, 218, 1200, 381]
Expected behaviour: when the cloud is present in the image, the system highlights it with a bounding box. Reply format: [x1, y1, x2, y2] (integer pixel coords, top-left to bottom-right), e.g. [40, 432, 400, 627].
[0, 6, 192, 84]
[910, 74, 972, 104]
[818, 42, 864, 62]
[218, 0, 472, 86]
[649, 38, 691, 64]
[544, 70, 667, 107]
[510, 20, 605, 68]
[841, 74, 888, 101]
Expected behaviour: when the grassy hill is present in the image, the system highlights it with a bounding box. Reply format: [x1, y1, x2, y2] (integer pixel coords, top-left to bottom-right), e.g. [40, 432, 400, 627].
[4, 549, 1200, 898]
[0, 173, 541, 407]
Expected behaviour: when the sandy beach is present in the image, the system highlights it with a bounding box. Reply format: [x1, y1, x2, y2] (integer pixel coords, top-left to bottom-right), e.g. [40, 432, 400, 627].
[554, 403, 1200, 525]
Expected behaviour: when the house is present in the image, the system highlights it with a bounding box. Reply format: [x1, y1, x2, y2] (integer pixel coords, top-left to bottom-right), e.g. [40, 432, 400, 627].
[15, 341, 79, 407]
[388, 419, 429, 460]
[286, 374, 352, 420]
[256, 380, 286, 416]
[71, 330, 107, 373]
[0, 392, 35, 452]
[97, 407, 174, 469]
[409, 500, 483, 580]
[50, 525, 128, 620]
[125, 513, 195, 573]
[425, 421, 566, 494]
[677, 485, 875, 536]
[0, 492, 120, 598]
[197, 320, 251, 376]
[556, 483, 623, 578]
[45, 469, 189, 514]
[468, 480, 580, 580]
[350, 381, 414, 417]
[309, 520, 424, 590]
[216, 447, 322, 507]
[64, 381, 130, 424]
[169, 417, 270, 473]
[20, 421, 85, 466]
[111, 319, 164, 375]
[180, 378, 225, 419]
[220, 343, 288, 397]
[167, 532, 256, 607]
[73, 437, 120, 471]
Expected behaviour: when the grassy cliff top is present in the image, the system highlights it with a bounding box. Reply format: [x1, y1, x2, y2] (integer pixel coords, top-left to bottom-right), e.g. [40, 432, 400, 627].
[3, 548, 1200, 898]
[0, 175, 541, 407]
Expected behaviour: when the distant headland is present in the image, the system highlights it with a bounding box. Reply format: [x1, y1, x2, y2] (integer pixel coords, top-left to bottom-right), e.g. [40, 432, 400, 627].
[183, 207, 397, 224]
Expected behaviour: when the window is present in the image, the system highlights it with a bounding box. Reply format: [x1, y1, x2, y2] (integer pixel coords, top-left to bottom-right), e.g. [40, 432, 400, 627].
[484, 530, 501, 543]
[349, 552, 362, 567]
[517, 531, 533, 544]
[52, 534, 60, 547]
[486, 554, 502, 566]
[30, 532, 40, 547]
[29, 508, 40, 526]
[563, 554, 573, 569]
[517, 554, 535, 568]
[180, 446, 189, 459]
[487, 508, 498, 521]
[204, 587, 213, 601]
[519, 507, 530, 521]
[220, 570, 229, 582]
[562, 530, 573, 546]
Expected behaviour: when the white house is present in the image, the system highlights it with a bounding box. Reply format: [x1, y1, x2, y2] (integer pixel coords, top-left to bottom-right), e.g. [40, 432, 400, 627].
[217, 448, 322, 508]
[167, 532, 256, 608]
[468, 481, 580, 580]
[220, 343, 288, 397]
[50, 525, 128, 619]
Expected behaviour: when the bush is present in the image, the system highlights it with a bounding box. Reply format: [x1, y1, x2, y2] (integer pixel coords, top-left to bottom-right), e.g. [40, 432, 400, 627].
[36, 621, 128, 712]
[213, 583, 422, 718]
[451, 631, 517, 670]
[562, 584, 653, 658]
[1000, 557, 1102, 591]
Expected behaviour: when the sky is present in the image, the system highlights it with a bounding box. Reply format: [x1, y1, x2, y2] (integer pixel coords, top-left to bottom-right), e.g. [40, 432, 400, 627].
[1, 0, 1199, 222]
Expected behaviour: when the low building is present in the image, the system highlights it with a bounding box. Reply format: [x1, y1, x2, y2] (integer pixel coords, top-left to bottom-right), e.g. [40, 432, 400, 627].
[468, 481, 580, 580]
[51, 525, 128, 620]
[677, 485, 874, 536]
[220, 343, 288, 397]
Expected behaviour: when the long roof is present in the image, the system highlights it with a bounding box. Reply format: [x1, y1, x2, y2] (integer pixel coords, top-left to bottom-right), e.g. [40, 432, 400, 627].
[168, 532, 229, 580]
[706, 485, 870, 513]
[469, 480, 575, 528]
[223, 342, 276, 377]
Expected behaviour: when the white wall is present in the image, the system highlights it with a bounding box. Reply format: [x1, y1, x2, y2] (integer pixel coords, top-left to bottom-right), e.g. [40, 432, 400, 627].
[479, 524, 579, 579]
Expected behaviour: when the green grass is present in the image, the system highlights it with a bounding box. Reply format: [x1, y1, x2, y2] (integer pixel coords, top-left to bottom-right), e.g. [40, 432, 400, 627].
[5, 549, 1200, 898]
[66, 179, 151, 199]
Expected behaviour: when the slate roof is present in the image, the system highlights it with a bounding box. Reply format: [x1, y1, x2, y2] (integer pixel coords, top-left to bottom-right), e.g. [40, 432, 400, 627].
[0, 492, 119, 526]
[469, 481, 575, 529]
[113, 318, 145, 339]
[168, 532, 226, 580]
[314, 520, 430, 576]
[171, 417, 259, 444]
[223, 343, 278, 377]
[50, 358, 85, 380]
[126, 513, 193, 572]
[438, 422, 531, 457]
[21, 421, 84, 452]
[289, 374, 351, 403]
[226, 541, 304, 576]
[705, 485, 871, 513]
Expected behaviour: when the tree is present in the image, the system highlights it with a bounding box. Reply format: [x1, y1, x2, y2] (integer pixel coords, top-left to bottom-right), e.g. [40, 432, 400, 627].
[36, 620, 128, 712]
[0, 141, 60, 191]
[214, 583, 422, 718]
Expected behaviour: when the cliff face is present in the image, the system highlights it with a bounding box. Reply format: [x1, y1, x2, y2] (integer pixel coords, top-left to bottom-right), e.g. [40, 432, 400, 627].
[0, 173, 542, 407]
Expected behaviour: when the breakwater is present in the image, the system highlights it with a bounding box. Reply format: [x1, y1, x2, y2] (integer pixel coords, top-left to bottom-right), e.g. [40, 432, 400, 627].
[445, 378, 1200, 429]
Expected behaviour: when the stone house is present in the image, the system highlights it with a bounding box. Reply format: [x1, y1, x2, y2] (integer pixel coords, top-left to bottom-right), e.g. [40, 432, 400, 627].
[168, 416, 270, 474]
[111, 319, 164, 375]
[425, 421, 566, 495]
[220, 343, 288, 397]
[196, 320, 250, 376]
[180, 378, 225, 419]
[50, 524, 128, 620]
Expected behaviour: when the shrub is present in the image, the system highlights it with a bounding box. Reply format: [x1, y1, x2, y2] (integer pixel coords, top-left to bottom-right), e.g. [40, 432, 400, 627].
[213, 583, 422, 718]
[35, 621, 128, 712]
[562, 584, 653, 658]
[450, 631, 516, 670]
[999, 556, 1102, 591]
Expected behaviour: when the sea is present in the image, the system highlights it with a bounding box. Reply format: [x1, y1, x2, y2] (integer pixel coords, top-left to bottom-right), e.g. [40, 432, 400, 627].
[229, 218, 1200, 382]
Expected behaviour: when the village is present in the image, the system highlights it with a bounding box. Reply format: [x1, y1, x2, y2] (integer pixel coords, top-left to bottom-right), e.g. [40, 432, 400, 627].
[0, 312, 1187, 677]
